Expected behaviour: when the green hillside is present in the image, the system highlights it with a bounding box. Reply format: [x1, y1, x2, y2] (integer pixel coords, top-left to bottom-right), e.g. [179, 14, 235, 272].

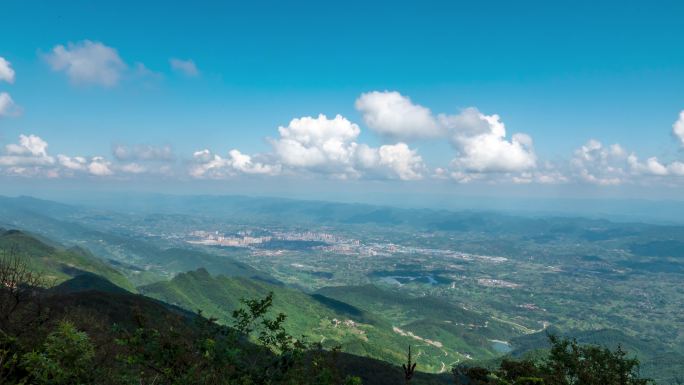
[142, 247, 269, 280]
[3, 267, 454, 385]
[316, 285, 523, 359]
[0, 229, 135, 292]
[140, 269, 472, 372]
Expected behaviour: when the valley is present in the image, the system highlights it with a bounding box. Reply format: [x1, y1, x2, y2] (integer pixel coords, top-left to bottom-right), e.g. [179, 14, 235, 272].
[0, 194, 682, 383]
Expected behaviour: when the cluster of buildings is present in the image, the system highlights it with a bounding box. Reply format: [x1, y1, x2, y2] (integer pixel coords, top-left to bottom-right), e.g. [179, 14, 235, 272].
[187, 230, 271, 247]
[271, 231, 340, 243]
[477, 278, 520, 289]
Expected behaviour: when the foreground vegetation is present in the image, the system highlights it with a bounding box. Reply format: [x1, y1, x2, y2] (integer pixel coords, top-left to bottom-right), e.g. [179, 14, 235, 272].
[0, 251, 362, 385]
[0, 249, 660, 385]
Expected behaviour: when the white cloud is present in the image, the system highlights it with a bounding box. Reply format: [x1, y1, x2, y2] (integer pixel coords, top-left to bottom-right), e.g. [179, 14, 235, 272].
[227, 150, 279, 175]
[191, 114, 426, 181]
[170, 58, 199, 77]
[45, 40, 126, 87]
[0, 135, 118, 178]
[0, 92, 20, 117]
[87, 157, 113, 176]
[60, 154, 162, 176]
[0, 57, 15, 84]
[270, 114, 426, 180]
[360, 143, 425, 180]
[668, 161, 684, 176]
[190, 149, 280, 178]
[5, 134, 50, 158]
[673, 110, 684, 147]
[0, 135, 56, 173]
[356, 91, 536, 177]
[57, 154, 114, 176]
[355, 91, 442, 138]
[570, 139, 684, 185]
[445, 108, 536, 173]
[112, 144, 175, 161]
[377, 143, 425, 180]
[571, 140, 628, 185]
[271, 114, 360, 170]
[627, 154, 684, 178]
[628, 155, 668, 176]
[57, 155, 88, 171]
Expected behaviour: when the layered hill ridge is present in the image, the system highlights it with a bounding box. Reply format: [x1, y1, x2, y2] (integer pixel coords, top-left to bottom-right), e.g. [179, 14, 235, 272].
[0, 228, 135, 291]
[138, 269, 525, 372]
[41, 272, 451, 385]
[139, 269, 421, 366]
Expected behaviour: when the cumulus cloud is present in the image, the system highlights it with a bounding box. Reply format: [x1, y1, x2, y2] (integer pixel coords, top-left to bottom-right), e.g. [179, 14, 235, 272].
[0, 134, 118, 178]
[112, 144, 175, 161]
[87, 157, 114, 176]
[0, 58, 19, 118]
[357, 143, 425, 180]
[0, 57, 15, 84]
[569, 138, 684, 185]
[627, 154, 684, 177]
[191, 114, 426, 181]
[377, 143, 425, 180]
[356, 91, 536, 178]
[4, 90, 683, 186]
[0, 92, 20, 117]
[570, 140, 628, 185]
[0, 135, 54, 167]
[565, 111, 684, 185]
[355, 91, 442, 138]
[0, 135, 55, 177]
[673, 111, 684, 147]
[190, 149, 279, 178]
[57, 154, 88, 171]
[271, 114, 361, 171]
[56, 154, 115, 176]
[444, 108, 536, 173]
[271, 114, 425, 180]
[170, 58, 199, 77]
[45, 40, 127, 87]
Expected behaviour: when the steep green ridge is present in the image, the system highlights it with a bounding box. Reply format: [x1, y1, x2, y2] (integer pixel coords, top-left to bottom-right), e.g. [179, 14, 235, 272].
[0, 229, 135, 291]
[140, 269, 467, 372]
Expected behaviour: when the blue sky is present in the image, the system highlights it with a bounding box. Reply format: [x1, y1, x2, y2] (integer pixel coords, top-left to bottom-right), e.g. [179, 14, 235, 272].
[1, 0, 684, 201]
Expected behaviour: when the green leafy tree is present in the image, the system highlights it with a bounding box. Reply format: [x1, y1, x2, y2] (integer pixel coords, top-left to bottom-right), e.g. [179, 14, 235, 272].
[498, 359, 540, 383]
[452, 335, 651, 385]
[541, 335, 651, 385]
[116, 292, 361, 385]
[21, 321, 95, 385]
